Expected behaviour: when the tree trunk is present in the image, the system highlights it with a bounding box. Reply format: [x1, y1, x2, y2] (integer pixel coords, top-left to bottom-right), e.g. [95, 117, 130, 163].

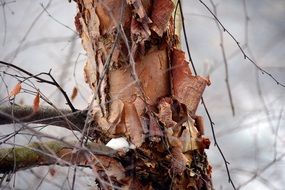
[75, 0, 213, 189]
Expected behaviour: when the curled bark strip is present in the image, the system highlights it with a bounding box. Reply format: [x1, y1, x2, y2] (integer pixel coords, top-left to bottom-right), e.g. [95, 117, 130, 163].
[151, 0, 175, 37]
[193, 115, 205, 136]
[95, 0, 130, 34]
[124, 101, 145, 147]
[157, 98, 177, 128]
[126, 0, 152, 26]
[156, 97, 201, 152]
[172, 48, 210, 114]
[128, 0, 152, 56]
[92, 99, 124, 134]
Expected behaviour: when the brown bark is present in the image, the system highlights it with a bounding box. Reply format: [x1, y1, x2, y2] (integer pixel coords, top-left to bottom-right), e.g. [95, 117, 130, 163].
[74, 0, 213, 189]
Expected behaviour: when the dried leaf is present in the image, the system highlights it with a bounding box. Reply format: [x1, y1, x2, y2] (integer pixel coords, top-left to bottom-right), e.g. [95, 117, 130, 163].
[179, 120, 199, 152]
[9, 82, 21, 97]
[150, 0, 175, 36]
[124, 101, 144, 147]
[70, 87, 78, 101]
[33, 91, 40, 113]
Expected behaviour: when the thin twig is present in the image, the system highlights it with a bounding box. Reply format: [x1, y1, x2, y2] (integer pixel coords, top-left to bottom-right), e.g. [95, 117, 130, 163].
[40, 3, 78, 34]
[274, 109, 283, 160]
[4, 36, 75, 60]
[237, 153, 285, 189]
[178, 0, 197, 75]
[209, 0, 235, 116]
[0, 61, 77, 112]
[9, 0, 52, 62]
[242, 0, 249, 46]
[177, 0, 236, 189]
[0, 0, 16, 45]
[201, 97, 236, 189]
[198, 0, 285, 88]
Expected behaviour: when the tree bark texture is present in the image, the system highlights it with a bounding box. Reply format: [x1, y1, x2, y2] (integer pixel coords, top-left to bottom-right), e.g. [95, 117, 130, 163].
[75, 0, 213, 189]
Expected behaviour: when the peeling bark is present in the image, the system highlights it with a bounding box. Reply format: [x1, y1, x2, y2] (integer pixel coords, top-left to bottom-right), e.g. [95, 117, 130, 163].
[74, 0, 213, 189]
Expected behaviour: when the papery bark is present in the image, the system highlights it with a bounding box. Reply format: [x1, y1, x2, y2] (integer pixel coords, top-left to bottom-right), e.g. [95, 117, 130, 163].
[75, 0, 213, 189]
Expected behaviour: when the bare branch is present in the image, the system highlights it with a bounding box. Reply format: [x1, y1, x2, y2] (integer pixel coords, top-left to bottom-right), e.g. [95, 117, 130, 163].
[40, 3, 78, 34]
[209, 0, 235, 116]
[0, 105, 86, 131]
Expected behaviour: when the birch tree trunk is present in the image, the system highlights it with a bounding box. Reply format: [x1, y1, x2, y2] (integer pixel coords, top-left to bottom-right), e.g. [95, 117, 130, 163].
[75, 0, 213, 189]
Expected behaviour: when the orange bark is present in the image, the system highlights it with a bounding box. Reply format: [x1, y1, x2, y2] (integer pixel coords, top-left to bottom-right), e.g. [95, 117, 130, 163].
[75, 0, 213, 189]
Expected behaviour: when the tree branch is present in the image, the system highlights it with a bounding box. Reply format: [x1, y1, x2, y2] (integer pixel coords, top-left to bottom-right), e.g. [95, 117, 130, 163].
[0, 105, 86, 131]
[0, 140, 117, 173]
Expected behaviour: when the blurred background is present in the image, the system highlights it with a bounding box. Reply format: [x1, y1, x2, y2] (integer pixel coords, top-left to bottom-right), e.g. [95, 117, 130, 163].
[0, 0, 284, 189]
